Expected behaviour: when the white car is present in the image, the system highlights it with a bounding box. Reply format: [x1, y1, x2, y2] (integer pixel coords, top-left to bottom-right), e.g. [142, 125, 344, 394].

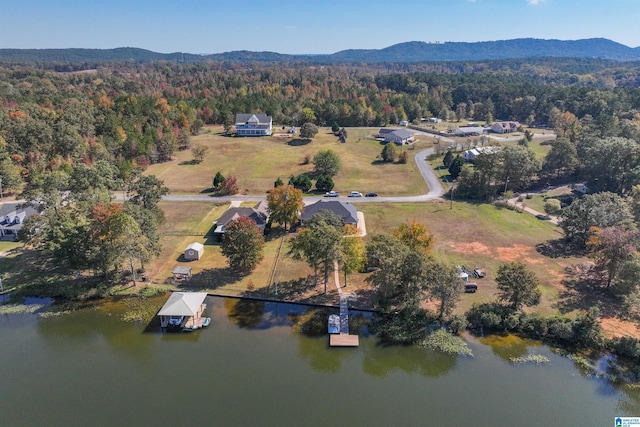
[325, 191, 339, 197]
[349, 191, 363, 197]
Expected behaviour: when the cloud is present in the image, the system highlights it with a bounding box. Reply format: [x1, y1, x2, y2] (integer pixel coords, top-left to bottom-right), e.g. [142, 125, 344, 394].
[285, 25, 297, 30]
[527, 0, 545, 4]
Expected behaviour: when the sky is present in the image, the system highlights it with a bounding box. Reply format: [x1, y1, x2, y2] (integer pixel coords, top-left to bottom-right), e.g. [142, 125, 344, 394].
[2, 0, 640, 54]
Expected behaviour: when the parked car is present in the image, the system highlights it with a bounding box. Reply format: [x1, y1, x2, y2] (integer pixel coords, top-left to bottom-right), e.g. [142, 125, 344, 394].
[365, 192, 378, 197]
[464, 283, 478, 293]
[325, 191, 339, 197]
[349, 191, 363, 197]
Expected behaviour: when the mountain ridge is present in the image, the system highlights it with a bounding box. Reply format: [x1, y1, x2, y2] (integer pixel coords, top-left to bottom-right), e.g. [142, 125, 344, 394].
[2, 38, 639, 63]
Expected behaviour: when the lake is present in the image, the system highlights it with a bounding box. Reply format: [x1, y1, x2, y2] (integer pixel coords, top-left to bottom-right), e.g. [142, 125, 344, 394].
[1, 295, 638, 426]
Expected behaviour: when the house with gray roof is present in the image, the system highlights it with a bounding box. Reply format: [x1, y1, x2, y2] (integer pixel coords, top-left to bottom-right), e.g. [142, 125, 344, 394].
[301, 200, 358, 227]
[453, 126, 487, 137]
[384, 129, 415, 145]
[213, 200, 269, 236]
[235, 113, 273, 136]
[377, 128, 395, 138]
[0, 203, 39, 241]
[491, 121, 521, 134]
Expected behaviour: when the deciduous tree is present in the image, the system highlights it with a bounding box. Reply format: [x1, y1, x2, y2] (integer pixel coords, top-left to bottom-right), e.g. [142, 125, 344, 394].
[427, 262, 463, 319]
[542, 138, 577, 178]
[381, 143, 399, 163]
[218, 175, 239, 196]
[288, 220, 342, 293]
[495, 262, 541, 311]
[391, 220, 434, 254]
[191, 144, 208, 163]
[341, 237, 366, 277]
[266, 185, 303, 230]
[313, 149, 341, 177]
[560, 192, 632, 247]
[221, 216, 265, 272]
[587, 226, 639, 288]
[300, 122, 319, 139]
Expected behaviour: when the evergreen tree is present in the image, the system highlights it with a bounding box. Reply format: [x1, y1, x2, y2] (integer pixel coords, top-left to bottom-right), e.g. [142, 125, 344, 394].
[448, 155, 464, 179]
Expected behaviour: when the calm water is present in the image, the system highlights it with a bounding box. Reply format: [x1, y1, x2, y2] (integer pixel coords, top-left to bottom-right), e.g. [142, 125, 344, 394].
[1, 296, 638, 427]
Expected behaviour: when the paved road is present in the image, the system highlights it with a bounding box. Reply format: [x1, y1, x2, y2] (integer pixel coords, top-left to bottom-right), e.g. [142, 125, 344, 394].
[159, 147, 446, 204]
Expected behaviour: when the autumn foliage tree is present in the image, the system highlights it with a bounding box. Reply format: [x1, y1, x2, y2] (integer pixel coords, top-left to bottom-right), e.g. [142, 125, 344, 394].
[221, 216, 265, 272]
[391, 220, 434, 254]
[217, 176, 238, 196]
[266, 185, 303, 230]
[88, 202, 150, 279]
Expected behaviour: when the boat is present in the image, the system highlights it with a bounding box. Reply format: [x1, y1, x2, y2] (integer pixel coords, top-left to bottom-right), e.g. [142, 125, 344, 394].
[202, 317, 211, 327]
[328, 314, 340, 334]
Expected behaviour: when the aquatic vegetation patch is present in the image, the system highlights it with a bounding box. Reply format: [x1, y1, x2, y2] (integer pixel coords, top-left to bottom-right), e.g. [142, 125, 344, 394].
[509, 354, 551, 365]
[121, 296, 164, 323]
[421, 328, 473, 357]
[0, 303, 43, 314]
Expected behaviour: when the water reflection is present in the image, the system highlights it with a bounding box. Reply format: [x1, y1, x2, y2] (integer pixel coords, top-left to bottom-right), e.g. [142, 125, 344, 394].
[224, 298, 266, 328]
[362, 342, 457, 379]
[1, 294, 640, 426]
[478, 333, 543, 361]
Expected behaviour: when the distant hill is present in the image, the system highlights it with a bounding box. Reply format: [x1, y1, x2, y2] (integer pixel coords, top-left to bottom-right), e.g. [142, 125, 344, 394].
[1, 38, 639, 63]
[328, 38, 640, 62]
[0, 47, 203, 63]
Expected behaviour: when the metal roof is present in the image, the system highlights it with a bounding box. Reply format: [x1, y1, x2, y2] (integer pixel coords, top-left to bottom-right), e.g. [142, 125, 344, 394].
[157, 292, 207, 316]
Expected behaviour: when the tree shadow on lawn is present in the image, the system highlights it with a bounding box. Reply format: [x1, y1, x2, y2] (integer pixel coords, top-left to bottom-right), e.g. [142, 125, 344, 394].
[270, 275, 340, 306]
[179, 266, 244, 290]
[370, 159, 387, 165]
[287, 138, 312, 146]
[556, 264, 618, 317]
[536, 239, 587, 259]
[179, 159, 199, 166]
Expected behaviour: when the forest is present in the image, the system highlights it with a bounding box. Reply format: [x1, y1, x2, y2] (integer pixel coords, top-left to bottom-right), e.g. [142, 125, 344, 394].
[1, 57, 640, 187]
[1, 58, 640, 287]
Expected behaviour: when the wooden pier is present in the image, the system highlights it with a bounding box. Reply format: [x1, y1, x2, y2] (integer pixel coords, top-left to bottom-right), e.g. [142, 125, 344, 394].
[329, 294, 359, 347]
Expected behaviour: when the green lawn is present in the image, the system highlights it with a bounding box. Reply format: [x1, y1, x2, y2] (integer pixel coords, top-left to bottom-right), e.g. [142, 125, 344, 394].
[144, 126, 433, 197]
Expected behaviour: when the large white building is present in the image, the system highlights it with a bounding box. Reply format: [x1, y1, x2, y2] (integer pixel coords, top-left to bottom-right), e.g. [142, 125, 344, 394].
[235, 113, 273, 136]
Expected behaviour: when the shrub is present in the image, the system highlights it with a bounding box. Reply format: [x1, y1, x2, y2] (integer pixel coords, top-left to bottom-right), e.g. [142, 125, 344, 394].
[447, 314, 468, 334]
[544, 199, 562, 215]
[399, 151, 409, 164]
[217, 176, 238, 196]
[315, 175, 334, 192]
[609, 337, 640, 361]
[289, 174, 312, 192]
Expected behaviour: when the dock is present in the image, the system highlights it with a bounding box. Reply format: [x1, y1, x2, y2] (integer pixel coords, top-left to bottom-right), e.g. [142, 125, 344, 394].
[329, 293, 359, 347]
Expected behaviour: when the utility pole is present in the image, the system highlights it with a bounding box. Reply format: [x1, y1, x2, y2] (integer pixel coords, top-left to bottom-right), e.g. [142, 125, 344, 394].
[450, 186, 455, 209]
[0, 176, 3, 201]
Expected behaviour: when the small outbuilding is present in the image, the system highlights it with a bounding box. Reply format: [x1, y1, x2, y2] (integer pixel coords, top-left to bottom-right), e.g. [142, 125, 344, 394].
[172, 266, 192, 283]
[184, 242, 204, 261]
